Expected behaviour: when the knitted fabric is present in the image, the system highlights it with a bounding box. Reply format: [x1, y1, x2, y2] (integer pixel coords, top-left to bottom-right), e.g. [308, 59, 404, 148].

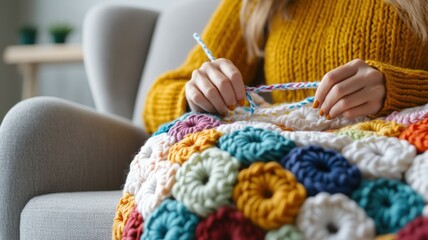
[113, 193, 135, 240]
[168, 129, 222, 165]
[342, 136, 416, 179]
[405, 151, 428, 202]
[265, 225, 304, 240]
[281, 131, 353, 151]
[142, 199, 199, 240]
[352, 179, 425, 234]
[172, 148, 240, 217]
[399, 118, 428, 152]
[281, 146, 361, 197]
[196, 207, 265, 240]
[168, 114, 221, 141]
[218, 127, 295, 165]
[122, 207, 143, 240]
[297, 193, 375, 240]
[396, 217, 428, 240]
[233, 162, 306, 230]
[348, 119, 406, 137]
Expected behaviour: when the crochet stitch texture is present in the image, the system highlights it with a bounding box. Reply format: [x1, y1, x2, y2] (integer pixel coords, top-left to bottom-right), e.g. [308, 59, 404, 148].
[114, 100, 428, 239]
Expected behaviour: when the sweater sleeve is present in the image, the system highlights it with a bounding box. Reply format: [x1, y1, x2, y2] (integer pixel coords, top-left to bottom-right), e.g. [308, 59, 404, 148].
[143, 0, 258, 133]
[366, 60, 428, 117]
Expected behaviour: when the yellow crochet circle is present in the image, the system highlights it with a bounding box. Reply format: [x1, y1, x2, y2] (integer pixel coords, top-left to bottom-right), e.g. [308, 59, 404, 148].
[349, 119, 406, 137]
[112, 192, 135, 239]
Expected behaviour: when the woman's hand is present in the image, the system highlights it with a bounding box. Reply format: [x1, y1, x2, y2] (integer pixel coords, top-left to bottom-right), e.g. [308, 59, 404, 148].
[185, 58, 246, 115]
[313, 59, 386, 119]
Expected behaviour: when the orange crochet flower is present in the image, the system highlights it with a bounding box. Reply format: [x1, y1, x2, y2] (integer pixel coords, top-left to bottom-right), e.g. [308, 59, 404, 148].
[112, 192, 135, 240]
[168, 129, 222, 165]
[233, 162, 306, 230]
[349, 119, 406, 137]
[400, 118, 428, 152]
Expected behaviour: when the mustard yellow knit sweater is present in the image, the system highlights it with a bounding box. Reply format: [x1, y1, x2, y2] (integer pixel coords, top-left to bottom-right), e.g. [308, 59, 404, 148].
[143, 0, 428, 133]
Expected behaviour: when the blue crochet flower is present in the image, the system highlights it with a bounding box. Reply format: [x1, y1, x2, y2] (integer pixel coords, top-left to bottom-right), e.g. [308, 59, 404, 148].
[142, 199, 199, 240]
[352, 179, 424, 234]
[218, 127, 296, 165]
[281, 145, 361, 197]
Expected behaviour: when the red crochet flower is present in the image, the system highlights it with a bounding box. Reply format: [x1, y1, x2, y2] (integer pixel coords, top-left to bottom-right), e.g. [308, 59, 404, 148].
[397, 217, 428, 240]
[122, 207, 144, 240]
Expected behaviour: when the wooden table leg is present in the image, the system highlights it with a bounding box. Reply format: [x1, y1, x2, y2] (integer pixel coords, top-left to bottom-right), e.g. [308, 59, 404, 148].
[18, 63, 38, 99]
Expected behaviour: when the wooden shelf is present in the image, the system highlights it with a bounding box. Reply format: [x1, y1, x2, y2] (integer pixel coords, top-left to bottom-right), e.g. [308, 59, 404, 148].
[3, 44, 83, 64]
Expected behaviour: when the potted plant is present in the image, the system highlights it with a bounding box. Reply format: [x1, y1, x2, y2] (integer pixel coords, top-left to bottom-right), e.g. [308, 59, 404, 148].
[49, 23, 73, 44]
[19, 25, 37, 45]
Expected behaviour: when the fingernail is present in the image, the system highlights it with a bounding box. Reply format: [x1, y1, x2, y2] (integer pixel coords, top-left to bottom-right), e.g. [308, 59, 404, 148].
[319, 109, 324, 116]
[238, 99, 245, 106]
[228, 104, 236, 111]
[312, 100, 320, 108]
[326, 114, 332, 120]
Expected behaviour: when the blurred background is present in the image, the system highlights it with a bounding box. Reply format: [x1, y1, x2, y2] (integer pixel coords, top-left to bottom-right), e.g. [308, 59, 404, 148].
[0, 0, 185, 123]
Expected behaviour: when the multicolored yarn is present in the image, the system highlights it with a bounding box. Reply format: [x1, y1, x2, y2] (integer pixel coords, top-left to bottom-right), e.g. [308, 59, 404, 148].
[233, 162, 306, 230]
[195, 207, 265, 240]
[352, 179, 425, 234]
[122, 207, 143, 240]
[218, 127, 295, 165]
[297, 193, 375, 240]
[246, 82, 319, 92]
[168, 114, 221, 141]
[113, 193, 135, 239]
[342, 136, 416, 179]
[265, 224, 304, 240]
[281, 131, 353, 151]
[168, 129, 222, 165]
[172, 148, 240, 217]
[405, 151, 428, 202]
[396, 217, 428, 240]
[399, 118, 428, 152]
[335, 128, 381, 140]
[216, 121, 282, 135]
[348, 119, 406, 137]
[281, 146, 361, 196]
[142, 199, 199, 240]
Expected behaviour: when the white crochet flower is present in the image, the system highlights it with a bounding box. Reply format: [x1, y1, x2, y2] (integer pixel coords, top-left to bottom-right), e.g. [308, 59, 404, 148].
[406, 151, 428, 202]
[281, 131, 353, 151]
[424, 205, 428, 217]
[123, 133, 175, 195]
[297, 193, 375, 240]
[342, 136, 416, 179]
[216, 121, 282, 135]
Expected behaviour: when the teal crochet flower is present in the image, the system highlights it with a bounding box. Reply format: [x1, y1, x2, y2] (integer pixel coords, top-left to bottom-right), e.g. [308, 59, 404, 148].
[218, 127, 296, 165]
[352, 179, 424, 234]
[142, 199, 199, 240]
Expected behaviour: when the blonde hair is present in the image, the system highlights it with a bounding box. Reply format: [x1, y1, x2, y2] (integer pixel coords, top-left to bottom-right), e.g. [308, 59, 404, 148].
[241, 0, 428, 61]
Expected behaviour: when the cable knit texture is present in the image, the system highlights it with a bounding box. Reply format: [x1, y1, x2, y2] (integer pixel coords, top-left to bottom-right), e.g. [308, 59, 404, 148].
[143, 0, 428, 133]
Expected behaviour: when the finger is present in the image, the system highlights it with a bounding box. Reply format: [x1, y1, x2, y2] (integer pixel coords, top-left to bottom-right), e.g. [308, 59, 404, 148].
[185, 82, 216, 113]
[194, 72, 228, 114]
[216, 59, 246, 105]
[320, 74, 365, 116]
[327, 88, 369, 118]
[314, 59, 364, 108]
[205, 66, 237, 110]
[340, 102, 372, 119]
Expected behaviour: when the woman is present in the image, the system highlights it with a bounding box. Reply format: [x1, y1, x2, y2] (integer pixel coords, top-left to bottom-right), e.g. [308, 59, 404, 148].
[143, 0, 428, 133]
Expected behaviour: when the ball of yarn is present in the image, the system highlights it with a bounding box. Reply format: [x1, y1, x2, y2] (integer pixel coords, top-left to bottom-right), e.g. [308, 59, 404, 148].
[122, 207, 144, 240]
[342, 136, 416, 179]
[349, 119, 406, 137]
[281, 131, 353, 151]
[216, 121, 282, 135]
[196, 207, 265, 240]
[376, 234, 396, 240]
[218, 127, 296, 165]
[142, 199, 199, 240]
[113, 193, 135, 240]
[168, 129, 222, 165]
[399, 118, 428, 152]
[397, 217, 428, 240]
[265, 225, 304, 240]
[405, 151, 428, 202]
[233, 161, 306, 230]
[297, 193, 375, 240]
[135, 160, 180, 219]
[335, 128, 381, 140]
[168, 114, 221, 141]
[172, 148, 240, 217]
[281, 145, 361, 196]
[124, 133, 175, 195]
[352, 179, 425, 234]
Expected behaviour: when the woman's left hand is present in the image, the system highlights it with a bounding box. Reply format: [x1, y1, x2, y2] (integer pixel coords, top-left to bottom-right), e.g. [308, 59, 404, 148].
[313, 59, 386, 119]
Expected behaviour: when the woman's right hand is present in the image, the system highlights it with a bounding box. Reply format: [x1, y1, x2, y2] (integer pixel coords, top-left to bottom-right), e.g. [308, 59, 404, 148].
[185, 58, 246, 115]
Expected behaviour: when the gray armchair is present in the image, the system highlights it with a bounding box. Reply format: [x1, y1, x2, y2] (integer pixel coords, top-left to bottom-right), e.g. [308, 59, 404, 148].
[0, 0, 219, 239]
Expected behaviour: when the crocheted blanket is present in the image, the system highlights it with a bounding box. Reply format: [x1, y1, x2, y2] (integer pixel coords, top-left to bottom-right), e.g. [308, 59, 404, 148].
[112, 102, 428, 240]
